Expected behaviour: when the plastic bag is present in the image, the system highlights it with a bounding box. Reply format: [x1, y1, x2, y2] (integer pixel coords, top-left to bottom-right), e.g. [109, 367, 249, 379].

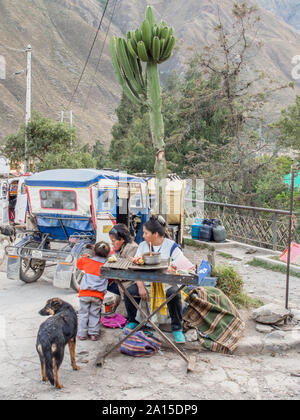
[100, 313, 127, 328]
[197, 260, 211, 285]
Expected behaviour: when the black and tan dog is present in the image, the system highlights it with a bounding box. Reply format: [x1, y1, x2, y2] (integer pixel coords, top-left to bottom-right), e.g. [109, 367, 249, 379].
[36, 298, 80, 389]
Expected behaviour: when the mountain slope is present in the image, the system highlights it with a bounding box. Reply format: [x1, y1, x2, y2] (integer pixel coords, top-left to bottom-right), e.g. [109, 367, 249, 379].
[0, 0, 122, 144]
[257, 0, 300, 31]
[0, 0, 300, 145]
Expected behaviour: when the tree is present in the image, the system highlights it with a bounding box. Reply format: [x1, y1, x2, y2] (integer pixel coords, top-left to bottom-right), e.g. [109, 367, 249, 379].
[163, 63, 228, 176]
[273, 95, 300, 154]
[2, 111, 95, 171]
[92, 139, 109, 169]
[110, 5, 176, 217]
[36, 149, 96, 171]
[181, 2, 293, 205]
[252, 156, 293, 209]
[108, 92, 154, 172]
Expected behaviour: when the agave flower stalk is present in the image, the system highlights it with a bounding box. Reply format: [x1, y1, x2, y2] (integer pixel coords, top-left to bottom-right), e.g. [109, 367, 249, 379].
[110, 5, 176, 216]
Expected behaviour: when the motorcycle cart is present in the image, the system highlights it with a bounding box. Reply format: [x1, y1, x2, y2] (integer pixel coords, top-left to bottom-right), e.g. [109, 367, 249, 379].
[5, 168, 149, 291]
[0, 175, 28, 226]
[147, 175, 185, 247]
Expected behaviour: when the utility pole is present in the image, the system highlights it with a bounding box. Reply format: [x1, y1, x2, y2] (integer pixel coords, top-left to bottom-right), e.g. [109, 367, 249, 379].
[60, 110, 73, 150]
[24, 44, 32, 173]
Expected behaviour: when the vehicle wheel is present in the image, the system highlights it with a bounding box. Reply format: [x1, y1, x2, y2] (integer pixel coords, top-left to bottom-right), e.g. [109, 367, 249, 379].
[0, 237, 9, 266]
[19, 241, 46, 283]
[70, 245, 93, 292]
[70, 268, 84, 292]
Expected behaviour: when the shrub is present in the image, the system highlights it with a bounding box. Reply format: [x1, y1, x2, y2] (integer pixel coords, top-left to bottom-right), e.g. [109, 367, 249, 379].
[212, 263, 263, 308]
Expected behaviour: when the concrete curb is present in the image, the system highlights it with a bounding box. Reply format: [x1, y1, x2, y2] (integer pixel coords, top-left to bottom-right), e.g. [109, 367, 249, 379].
[254, 255, 300, 274]
[159, 328, 300, 356]
[236, 329, 300, 355]
[184, 236, 282, 256]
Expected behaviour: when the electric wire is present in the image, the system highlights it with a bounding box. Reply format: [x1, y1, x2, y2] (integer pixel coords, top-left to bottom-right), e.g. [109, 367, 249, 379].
[82, 0, 118, 111]
[65, 0, 111, 111]
[0, 2, 115, 136]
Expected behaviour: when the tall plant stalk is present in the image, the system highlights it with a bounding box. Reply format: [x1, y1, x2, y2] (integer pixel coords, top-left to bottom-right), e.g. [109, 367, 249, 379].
[146, 61, 167, 215]
[110, 5, 176, 216]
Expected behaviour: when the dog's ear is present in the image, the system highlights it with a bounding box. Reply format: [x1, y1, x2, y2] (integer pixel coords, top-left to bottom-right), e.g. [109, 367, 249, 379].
[50, 298, 62, 311]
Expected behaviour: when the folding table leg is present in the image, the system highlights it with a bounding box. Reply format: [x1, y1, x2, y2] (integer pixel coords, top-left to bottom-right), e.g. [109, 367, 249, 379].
[119, 282, 190, 364]
[95, 281, 196, 372]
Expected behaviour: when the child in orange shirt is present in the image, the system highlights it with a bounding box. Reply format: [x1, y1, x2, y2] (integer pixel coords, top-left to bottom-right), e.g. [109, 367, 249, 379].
[77, 241, 110, 341]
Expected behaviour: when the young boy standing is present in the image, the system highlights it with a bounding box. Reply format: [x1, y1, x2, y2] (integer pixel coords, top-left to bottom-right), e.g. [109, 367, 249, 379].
[77, 241, 110, 341]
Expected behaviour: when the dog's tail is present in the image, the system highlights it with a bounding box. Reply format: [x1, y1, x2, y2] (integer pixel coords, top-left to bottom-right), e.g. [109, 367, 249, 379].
[43, 342, 55, 386]
[40, 339, 63, 386]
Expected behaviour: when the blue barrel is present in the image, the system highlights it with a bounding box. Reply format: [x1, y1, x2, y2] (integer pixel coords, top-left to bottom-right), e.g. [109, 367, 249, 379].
[191, 218, 203, 239]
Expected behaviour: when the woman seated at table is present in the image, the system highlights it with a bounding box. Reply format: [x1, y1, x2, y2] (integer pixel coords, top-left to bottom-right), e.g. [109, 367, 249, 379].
[107, 224, 138, 307]
[124, 214, 186, 344]
[109, 224, 138, 259]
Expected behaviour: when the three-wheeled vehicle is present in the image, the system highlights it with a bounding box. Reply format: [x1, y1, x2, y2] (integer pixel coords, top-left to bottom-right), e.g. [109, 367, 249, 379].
[5, 169, 150, 291]
[0, 175, 28, 226]
[146, 175, 185, 247]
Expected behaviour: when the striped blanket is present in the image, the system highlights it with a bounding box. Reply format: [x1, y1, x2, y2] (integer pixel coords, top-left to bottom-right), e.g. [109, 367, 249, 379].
[183, 287, 245, 354]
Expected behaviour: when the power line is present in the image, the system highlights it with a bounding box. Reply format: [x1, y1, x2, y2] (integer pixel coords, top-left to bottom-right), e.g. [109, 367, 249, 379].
[65, 0, 111, 111]
[83, 0, 119, 111]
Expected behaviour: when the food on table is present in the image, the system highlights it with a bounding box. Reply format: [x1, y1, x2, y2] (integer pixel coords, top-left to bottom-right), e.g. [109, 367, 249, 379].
[108, 255, 118, 263]
[132, 256, 145, 265]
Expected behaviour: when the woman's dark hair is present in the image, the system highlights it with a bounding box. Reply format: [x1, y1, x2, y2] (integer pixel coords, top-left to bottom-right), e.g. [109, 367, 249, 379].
[109, 223, 133, 244]
[144, 214, 170, 238]
[94, 241, 110, 258]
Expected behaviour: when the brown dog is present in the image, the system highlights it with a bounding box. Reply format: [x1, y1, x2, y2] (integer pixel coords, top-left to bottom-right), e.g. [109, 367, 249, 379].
[36, 298, 80, 389]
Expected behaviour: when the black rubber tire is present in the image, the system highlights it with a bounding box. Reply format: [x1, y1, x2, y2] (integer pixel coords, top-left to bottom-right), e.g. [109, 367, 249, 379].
[70, 245, 93, 292]
[19, 241, 46, 283]
[70, 268, 83, 292]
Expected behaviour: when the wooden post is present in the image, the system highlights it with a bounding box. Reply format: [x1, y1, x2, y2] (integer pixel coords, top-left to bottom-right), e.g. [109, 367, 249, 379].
[285, 164, 296, 310]
[272, 213, 278, 251]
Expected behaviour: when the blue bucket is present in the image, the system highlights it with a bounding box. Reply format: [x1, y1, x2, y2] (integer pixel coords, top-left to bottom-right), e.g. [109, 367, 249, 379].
[191, 218, 203, 239]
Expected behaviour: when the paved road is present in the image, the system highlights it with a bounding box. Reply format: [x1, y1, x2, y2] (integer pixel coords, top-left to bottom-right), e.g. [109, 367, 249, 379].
[0, 245, 300, 400]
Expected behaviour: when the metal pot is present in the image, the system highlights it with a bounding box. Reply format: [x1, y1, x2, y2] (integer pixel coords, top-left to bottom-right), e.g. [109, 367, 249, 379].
[143, 252, 161, 265]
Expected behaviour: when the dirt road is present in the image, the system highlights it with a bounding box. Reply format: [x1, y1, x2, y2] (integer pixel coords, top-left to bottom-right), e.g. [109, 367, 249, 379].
[0, 245, 300, 400]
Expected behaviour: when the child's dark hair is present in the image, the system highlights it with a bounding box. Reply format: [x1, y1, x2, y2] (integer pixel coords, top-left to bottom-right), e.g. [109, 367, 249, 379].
[94, 241, 110, 258]
[144, 214, 170, 238]
[109, 223, 133, 244]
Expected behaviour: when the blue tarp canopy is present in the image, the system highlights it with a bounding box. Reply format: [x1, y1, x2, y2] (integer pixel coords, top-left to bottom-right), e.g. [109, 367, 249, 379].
[25, 169, 146, 188]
